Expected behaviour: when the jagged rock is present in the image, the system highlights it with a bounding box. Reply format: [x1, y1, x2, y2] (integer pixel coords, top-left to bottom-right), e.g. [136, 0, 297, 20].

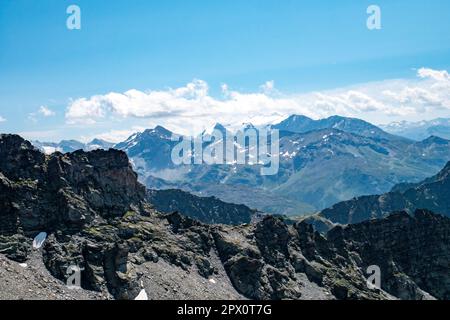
[1, 134, 449, 300]
[0, 234, 29, 262]
[147, 189, 255, 225]
[0, 135, 148, 237]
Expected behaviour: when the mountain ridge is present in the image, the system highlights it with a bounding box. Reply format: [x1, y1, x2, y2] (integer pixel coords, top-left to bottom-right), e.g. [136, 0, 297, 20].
[319, 160, 450, 225]
[381, 118, 450, 140]
[24, 115, 450, 216]
[1, 133, 450, 300]
[114, 118, 450, 215]
[33, 138, 114, 154]
[273, 115, 408, 141]
[147, 188, 256, 225]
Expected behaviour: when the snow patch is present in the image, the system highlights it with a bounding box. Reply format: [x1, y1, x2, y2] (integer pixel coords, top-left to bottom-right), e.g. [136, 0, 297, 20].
[135, 289, 148, 300]
[42, 146, 61, 154]
[33, 232, 47, 249]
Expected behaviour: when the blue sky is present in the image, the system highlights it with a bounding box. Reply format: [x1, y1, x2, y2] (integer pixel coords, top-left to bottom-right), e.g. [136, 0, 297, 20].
[1, 0, 450, 141]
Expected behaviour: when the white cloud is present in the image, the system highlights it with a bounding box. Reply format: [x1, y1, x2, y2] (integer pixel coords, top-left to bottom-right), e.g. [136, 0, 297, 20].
[260, 80, 275, 94]
[417, 68, 450, 82]
[381, 68, 450, 114]
[312, 90, 387, 116]
[28, 106, 57, 123]
[0, 116, 6, 123]
[383, 87, 447, 111]
[65, 79, 311, 134]
[65, 68, 450, 135]
[220, 83, 229, 94]
[38, 106, 56, 117]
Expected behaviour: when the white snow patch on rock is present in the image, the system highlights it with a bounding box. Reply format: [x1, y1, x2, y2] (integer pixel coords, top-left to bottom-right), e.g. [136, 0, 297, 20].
[33, 232, 47, 249]
[135, 289, 148, 300]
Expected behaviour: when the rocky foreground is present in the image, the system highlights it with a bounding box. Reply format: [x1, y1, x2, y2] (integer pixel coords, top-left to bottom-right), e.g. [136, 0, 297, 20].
[1, 134, 449, 300]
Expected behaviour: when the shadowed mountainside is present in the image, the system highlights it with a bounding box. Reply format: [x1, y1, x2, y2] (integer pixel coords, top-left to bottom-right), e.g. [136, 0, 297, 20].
[147, 188, 256, 225]
[319, 161, 450, 225]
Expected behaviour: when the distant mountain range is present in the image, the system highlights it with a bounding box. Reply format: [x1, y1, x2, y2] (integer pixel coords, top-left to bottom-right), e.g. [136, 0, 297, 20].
[380, 118, 450, 140]
[273, 115, 404, 141]
[29, 115, 450, 217]
[32, 138, 114, 154]
[114, 115, 450, 215]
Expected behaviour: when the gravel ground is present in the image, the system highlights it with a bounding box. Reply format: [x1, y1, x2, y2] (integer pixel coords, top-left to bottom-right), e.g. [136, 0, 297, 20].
[0, 248, 244, 301]
[0, 248, 333, 300]
[138, 249, 246, 300]
[0, 251, 109, 300]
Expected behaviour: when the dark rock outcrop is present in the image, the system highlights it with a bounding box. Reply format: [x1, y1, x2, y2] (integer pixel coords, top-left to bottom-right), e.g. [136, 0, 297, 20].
[147, 189, 255, 225]
[212, 211, 450, 300]
[1, 134, 449, 300]
[0, 134, 147, 236]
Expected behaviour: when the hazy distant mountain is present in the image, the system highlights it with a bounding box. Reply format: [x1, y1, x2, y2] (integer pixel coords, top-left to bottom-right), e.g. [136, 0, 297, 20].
[30, 116, 450, 218]
[114, 126, 180, 174]
[380, 118, 450, 140]
[269, 128, 450, 211]
[33, 139, 114, 154]
[117, 116, 450, 215]
[273, 115, 405, 141]
[319, 161, 450, 225]
[159, 182, 317, 216]
[86, 139, 115, 151]
[33, 140, 84, 153]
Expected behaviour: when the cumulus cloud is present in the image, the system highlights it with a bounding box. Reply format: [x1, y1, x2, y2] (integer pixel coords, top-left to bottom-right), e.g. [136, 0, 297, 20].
[381, 68, 450, 113]
[312, 91, 387, 117]
[260, 80, 276, 94]
[28, 106, 56, 123]
[38, 106, 56, 117]
[65, 68, 450, 135]
[417, 68, 450, 82]
[66, 79, 295, 134]
[220, 83, 229, 94]
[0, 116, 6, 123]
